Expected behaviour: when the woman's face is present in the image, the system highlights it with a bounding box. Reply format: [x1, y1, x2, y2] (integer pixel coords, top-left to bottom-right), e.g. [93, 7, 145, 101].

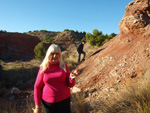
[49, 52, 60, 64]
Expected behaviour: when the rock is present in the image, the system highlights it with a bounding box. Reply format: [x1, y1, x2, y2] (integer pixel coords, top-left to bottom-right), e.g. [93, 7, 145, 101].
[119, 0, 150, 34]
[11, 87, 21, 94]
[71, 86, 81, 93]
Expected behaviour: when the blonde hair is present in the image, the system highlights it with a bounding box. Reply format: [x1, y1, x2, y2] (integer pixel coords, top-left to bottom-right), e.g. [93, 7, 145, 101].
[40, 44, 66, 73]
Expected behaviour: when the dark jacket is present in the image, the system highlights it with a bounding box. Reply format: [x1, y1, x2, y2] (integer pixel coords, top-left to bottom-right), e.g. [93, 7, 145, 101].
[76, 43, 84, 53]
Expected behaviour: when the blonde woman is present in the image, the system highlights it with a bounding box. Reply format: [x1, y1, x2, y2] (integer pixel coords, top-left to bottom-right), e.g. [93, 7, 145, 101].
[33, 44, 78, 113]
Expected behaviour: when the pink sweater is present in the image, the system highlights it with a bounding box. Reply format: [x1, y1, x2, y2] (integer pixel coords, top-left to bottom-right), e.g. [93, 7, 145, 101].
[34, 62, 76, 105]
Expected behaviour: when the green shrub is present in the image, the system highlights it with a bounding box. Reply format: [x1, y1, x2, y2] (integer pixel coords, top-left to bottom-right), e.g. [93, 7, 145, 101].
[40, 30, 48, 32]
[45, 36, 54, 43]
[0, 30, 7, 33]
[85, 29, 117, 47]
[64, 29, 69, 31]
[34, 42, 46, 60]
[70, 38, 75, 43]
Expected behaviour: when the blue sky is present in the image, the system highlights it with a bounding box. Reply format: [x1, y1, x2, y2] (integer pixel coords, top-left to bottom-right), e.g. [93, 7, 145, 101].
[0, 0, 133, 35]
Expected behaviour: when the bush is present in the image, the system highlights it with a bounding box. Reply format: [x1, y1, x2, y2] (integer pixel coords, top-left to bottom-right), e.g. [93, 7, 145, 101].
[0, 30, 7, 33]
[70, 38, 75, 43]
[40, 30, 48, 32]
[34, 42, 46, 60]
[81, 37, 86, 42]
[64, 29, 69, 31]
[85, 29, 117, 47]
[45, 36, 54, 43]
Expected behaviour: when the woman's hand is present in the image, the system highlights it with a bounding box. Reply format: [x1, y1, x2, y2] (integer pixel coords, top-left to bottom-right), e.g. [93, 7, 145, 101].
[32, 105, 41, 113]
[70, 69, 79, 80]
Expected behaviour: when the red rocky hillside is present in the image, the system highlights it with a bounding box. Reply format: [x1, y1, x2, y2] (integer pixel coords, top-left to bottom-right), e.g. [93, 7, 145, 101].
[75, 0, 150, 98]
[0, 32, 41, 60]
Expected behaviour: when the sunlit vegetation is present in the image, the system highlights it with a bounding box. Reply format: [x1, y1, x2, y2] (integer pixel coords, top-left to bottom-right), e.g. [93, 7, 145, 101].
[85, 29, 117, 46]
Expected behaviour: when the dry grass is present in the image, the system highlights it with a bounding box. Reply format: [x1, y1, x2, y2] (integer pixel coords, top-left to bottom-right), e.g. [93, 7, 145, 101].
[70, 73, 150, 113]
[0, 59, 41, 89]
[0, 97, 45, 113]
[1, 59, 41, 70]
[71, 92, 87, 113]
[88, 63, 150, 113]
[84, 43, 99, 57]
[0, 98, 17, 113]
[62, 50, 78, 69]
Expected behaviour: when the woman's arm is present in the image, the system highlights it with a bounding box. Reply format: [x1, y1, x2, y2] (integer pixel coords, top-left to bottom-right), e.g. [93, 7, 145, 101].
[65, 64, 76, 87]
[34, 67, 44, 105]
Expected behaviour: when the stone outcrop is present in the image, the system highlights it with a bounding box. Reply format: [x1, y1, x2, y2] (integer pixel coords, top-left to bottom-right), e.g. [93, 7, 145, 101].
[119, 0, 150, 34]
[54, 31, 85, 42]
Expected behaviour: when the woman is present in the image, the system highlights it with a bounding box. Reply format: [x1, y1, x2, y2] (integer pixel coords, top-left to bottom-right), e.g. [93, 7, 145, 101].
[32, 44, 78, 113]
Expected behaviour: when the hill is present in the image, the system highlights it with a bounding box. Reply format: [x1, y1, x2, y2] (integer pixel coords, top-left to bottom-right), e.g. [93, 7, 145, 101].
[0, 30, 85, 61]
[75, 0, 150, 107]
[0, 32, 41, 61]
[54, 30, 85, 42]
[26, 30, 85, 42]
[26, 30, 59, 41]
